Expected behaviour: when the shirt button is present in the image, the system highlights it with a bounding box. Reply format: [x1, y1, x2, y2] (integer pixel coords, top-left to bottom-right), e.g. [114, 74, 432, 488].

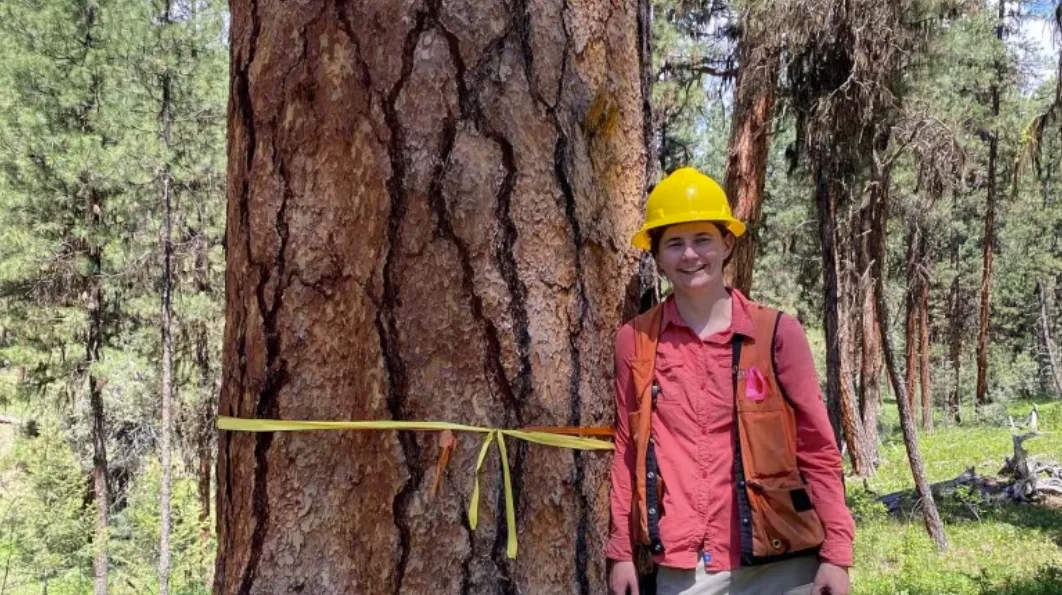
[699, 383, 706, 391]
[702, 471, 707, 479]
[701, 427, 707, 436]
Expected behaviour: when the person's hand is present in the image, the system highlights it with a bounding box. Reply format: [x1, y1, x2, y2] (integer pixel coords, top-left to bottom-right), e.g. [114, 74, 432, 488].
[609, 560, 639, 595]
[811, 562, 850, 595]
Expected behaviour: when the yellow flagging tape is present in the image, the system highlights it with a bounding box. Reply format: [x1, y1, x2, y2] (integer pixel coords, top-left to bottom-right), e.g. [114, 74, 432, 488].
[216, 416, 614, 559]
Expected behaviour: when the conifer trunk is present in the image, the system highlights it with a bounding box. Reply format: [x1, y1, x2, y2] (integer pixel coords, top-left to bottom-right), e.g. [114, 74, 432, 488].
[88, 183, 109, 595]
[946, 246, 963, 424]
[1038, 281, 1062, 399]
[215, 0, 649, 592]
[158, 4, 175, 586]
[724, 27, 778, 296]
[870, 167, 947, 551]
[905, 220, 920, 421]
[919, 262, 932, 431]
[857, 195, 882, 457]
[975, 0, 1005, 410]
[815, 171, 873, 476]
[194, 222, 215, 538]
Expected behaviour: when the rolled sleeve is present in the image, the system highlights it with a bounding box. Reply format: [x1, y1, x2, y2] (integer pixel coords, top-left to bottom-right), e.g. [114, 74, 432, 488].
[773, 314, 855, 567]
[606, 323, 638, 562]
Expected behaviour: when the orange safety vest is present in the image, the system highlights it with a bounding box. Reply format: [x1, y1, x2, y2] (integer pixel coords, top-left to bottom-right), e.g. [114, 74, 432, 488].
[626, 301, 825, 565]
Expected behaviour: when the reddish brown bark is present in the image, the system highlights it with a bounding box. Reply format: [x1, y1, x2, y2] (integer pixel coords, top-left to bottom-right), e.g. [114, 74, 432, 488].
[724, 30, 779, 296]
[215, 0, 649, 592]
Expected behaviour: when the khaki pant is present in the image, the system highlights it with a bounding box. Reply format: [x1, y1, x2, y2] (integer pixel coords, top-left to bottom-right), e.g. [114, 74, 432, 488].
[656, 556, 818, 595]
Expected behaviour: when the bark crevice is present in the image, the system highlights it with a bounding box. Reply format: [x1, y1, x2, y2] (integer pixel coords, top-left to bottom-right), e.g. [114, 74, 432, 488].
[238, 121, 294, 595]
[378, 9, 430, 593]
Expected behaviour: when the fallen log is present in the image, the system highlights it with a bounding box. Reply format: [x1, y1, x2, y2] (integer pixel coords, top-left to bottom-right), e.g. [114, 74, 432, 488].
[878, 467, 985, 515]
[877, 428, 1062, 513]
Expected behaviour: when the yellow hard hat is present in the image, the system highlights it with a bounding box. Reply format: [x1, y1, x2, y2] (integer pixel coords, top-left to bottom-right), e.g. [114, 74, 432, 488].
[631, 167, 746, 251]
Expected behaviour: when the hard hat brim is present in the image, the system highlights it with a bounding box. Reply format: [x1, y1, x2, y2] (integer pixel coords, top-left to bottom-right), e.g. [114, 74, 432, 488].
[631, 214, 746, 251]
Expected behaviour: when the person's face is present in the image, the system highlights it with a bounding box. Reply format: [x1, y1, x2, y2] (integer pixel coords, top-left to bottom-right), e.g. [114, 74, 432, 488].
[654, 222, 734, 293]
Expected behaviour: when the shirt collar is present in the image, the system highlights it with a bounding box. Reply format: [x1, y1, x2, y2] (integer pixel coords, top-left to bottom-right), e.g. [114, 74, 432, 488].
[661, 288, 756, 339]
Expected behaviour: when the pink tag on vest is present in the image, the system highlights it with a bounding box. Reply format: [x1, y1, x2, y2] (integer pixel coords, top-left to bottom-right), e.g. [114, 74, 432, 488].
[745, 367, 767, 401]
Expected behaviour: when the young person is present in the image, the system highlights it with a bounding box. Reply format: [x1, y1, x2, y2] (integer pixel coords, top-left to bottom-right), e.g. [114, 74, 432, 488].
[606, 168, 854, 595]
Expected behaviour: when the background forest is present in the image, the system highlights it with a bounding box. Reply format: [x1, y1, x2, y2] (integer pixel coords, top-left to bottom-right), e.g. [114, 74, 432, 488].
[1, 0, 1062, 593]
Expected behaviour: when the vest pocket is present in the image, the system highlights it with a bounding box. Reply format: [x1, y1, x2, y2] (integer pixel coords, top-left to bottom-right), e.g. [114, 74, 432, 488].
[737, 409, 797, 479]
[747, 477, 825, 557]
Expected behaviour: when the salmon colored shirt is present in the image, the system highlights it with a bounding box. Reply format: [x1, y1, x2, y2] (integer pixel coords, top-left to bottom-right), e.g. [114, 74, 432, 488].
[606, 290, 854, 571]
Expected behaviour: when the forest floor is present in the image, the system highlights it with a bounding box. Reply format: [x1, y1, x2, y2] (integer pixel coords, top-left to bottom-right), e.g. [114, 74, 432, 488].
[850, 398, 1062, 594]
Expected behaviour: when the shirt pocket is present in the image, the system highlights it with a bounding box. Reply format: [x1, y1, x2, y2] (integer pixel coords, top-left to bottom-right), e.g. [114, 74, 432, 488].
[653, 354, 688, 405]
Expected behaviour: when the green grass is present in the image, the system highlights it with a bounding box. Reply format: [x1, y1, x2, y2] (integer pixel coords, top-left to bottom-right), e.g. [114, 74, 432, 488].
[849, 398, 1062, 594]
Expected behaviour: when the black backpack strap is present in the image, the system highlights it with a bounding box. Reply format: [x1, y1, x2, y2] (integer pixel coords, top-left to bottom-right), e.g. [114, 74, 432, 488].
[645, 438, 664, 555]
[731, 336, 755, 564]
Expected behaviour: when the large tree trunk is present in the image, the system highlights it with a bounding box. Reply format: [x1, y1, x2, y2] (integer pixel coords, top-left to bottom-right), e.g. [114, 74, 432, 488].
[158, 25, 175, 593]
[1038, 280, 1062, 398]
[215, 1, 649, 593]
[975, 0, 1005, 411]
[87, 185, 109, 595]
[723, 26, 778, 296]
[815, 171, 873, 476]
[869, 162, 947, 551]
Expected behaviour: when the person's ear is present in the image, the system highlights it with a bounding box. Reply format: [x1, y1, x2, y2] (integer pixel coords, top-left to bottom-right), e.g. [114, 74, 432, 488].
[724, 233, 736, 260]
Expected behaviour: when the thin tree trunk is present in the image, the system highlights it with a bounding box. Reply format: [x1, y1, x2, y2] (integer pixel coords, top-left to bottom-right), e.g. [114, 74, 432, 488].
[946, 238, 963, 424]
[869, 160, 948, 551]
[1038, 280, 1062, 398]
[87, 185, 108, 595]
[839, 240, 873, 474]
[197, 408, 211, 525]
[193, 216, 215, 539]
[724, 28, 778, 296]
[196, 325, 213, 539]
[919, 259, 932, 431]
[215, 0, 649, 592]
[815, 171, 873, 475]
[904, 218, 922, 422]
[975, 0, 1005, 411]
[857, 197, 882, 457]
[157, 13, 175, 589]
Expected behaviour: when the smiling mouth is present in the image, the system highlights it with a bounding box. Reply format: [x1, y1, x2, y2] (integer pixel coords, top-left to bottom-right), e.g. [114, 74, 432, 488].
[678, 265, 707, 274]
